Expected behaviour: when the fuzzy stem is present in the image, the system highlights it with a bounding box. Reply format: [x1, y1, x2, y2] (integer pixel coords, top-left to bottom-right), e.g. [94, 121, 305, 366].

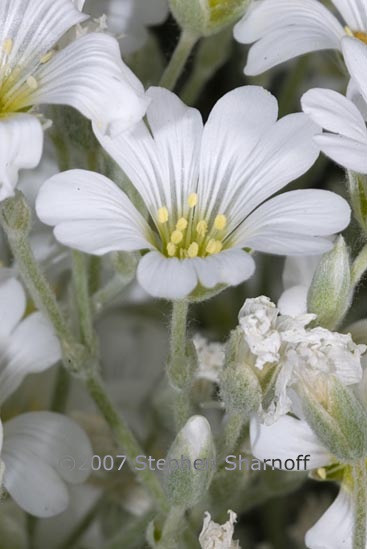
[353, 460, 367, 549]
[159, 30, 198, 91]
[71, 250, 95, 352]
[351, 244, 367, 287]
[158, 506, 186, 548]
[86, 375, 168, 513]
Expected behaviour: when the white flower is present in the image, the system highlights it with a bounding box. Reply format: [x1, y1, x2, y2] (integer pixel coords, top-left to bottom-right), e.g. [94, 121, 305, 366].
[0, 276, 61, 405]
[302, 38, 367, 174]
[193, 335, 225, 383]
[85, 0, 169, 55]
[0, 412, 93, 517]
[233, 0, 367, 75]
[250, 414, 359, 549]
[238, 297, 365, 422]
[199, 510, 240, 549]
[36, 86, 350, 301]
[0, 0, 148, 201]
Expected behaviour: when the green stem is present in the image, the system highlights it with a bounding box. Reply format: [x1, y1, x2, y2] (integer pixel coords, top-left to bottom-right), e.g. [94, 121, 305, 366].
[50, 365, 71, 412]
[159, 30, 199, 91]
[158, 506, 186, 548]
[351, 244, 367, 287]
[86, 375, 168, 513]
[352, 460, 367, 549]
[103, 512, 155, 549]
[219, 412, 245, 462]
[72, 250, 95, 352]
[92, 273, 133, 316]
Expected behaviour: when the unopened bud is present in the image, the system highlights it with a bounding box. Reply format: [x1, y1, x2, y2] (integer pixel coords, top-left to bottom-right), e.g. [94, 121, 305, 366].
[163, 416, 216, 508]
[220, 329, 261, 417]
[300, 374, 367, 461]
[0, 191, 31, 237]
[169, 0, 250, 37]
[307, 237, 351, 330]
[348, 170, 367, 237]
[111, 251, 139, 282]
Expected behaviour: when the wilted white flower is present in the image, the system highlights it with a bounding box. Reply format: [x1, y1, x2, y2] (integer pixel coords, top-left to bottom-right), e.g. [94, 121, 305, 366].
[238, 297, 365, 422]
[250, 414, 360, 549]
[36, 86, 350, 300]
[0, 412, 93, 517]
[0, 0, 148, 201]
[302, 38, 367, 174]
[199, 510, 240, 549]
[0, 276, 61, 404]
[193, 334, 225, 383]
[233, 0, 367, 75]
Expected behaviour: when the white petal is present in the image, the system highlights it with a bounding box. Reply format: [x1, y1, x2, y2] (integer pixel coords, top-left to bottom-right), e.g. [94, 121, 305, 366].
[234, 0, 344, 44]
[234, 0, 344, 75]
[0, 114, 43, 201]
[0, 277, 25, 338]
[199, 86, 278, 221]
[221, 113, 320, 233]
[282, 255, 321, 289]
[343, 37, 367, 107]
[234, 190, 351, 254]
[2, 412, 93, 517]
[0, 0, 87, 72]
[301, 88, 367, 141]
[277, 285, 309, 316]
[190, 249, 256, 289]
[0, 312, 61, 404]
[314, 133, 367, 173]
[27, 33, 148, 135]
[36, 169, 154, 255]
[331, 0, 367, 30]
[250, 415, 331, 469]
[306, 488, 354, 549]
[347, 78, 367, 121]
[137, 251, 198, 300]
[95, 86, 203, 218]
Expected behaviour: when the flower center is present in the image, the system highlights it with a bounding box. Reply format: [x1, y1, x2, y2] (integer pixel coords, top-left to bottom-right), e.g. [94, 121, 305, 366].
[156, 193, 228, 259]
[345, 26, 367, 45]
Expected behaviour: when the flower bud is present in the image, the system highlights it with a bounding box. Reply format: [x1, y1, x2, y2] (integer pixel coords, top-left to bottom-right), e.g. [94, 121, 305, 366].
[347, 170, 367, 237]
[111, 251, 139, 281]
[299, 374, 367, 461]
[0, 191, 31, 237]
[307, 237, 352, 330]
[169, 0, 250, 37]
[219, 329, 261, 417]
[163, 416, 216, 508]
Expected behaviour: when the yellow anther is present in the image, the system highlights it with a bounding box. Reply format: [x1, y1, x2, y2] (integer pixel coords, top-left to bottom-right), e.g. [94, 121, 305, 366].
[26, 76, 38, 90]
[3, 38, 13, 55]
[40, 50, 55, 64]
[171, 230, 183, 244]
[196, 220, 208, 237]
[344, 25, 354, 37]
[176, 217, 188, 231]
[206, 239, 222, 255]
[354, 30, 367, 44]
[158, 206, 169, 224]
[317, 468, 327, 480]
[167, 243, 176, 257]
[188, 193, 198, 208]
[187, 242, 199, 258]
[214, 214, 227, 231]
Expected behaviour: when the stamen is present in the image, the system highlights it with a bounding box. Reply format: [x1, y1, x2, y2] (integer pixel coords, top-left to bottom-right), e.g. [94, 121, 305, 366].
[158, 206, 169, 224]
[317, 468, 327, 480]
[214, 214, 227, 230]
[171, 230, 183, 244]
[176, 217, 188, 231]
[344, 25, 354, 37]
[187, 242, 199, 258]
[196, 220, 208, 237]
[188, 193, 198, 208]
[40, 50, 55, 64]
[167, 243, 176, 257]
[3, 38, 13, 55]
[26, 76, 38, 90]
[206, 239, 222, 255]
